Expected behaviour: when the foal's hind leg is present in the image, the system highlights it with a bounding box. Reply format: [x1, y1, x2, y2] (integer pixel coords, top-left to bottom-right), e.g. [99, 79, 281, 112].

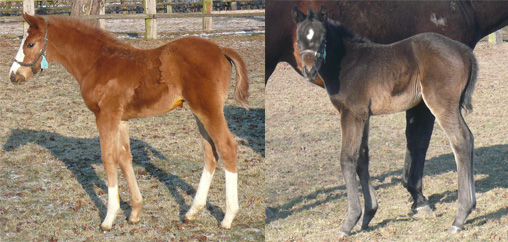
[338, 109, 369, 237]
[434, 111, 475, 232]
[117, 121, 143, 224]
[356, 118, 378, 230]
[187, 108, 239, 229]
[184, 117, 218, 221]
[424, 95, 476, 232]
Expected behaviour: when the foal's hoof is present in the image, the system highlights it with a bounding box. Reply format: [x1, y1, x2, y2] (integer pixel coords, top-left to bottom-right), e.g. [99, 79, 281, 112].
[411, 204, 435, 219]
[128, 217, 140, 224]
[100, 225, 112, 233]
[450, 225, 463, 234]
[219, 220, 233, 229]
[338, 231, 349, 238]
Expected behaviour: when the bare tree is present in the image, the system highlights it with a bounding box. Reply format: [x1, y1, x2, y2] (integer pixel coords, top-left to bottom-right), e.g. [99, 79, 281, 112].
[71, 0, 103, 27]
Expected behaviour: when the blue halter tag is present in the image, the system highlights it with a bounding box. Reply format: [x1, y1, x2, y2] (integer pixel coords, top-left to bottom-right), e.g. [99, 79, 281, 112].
[41, 55, 49, 69]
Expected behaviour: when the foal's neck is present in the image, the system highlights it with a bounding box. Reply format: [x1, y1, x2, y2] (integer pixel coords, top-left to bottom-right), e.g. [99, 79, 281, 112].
[45, 19, 110, 84]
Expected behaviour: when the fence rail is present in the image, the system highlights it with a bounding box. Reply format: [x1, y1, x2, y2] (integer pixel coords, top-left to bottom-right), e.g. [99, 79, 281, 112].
[0, 0, 265, 40]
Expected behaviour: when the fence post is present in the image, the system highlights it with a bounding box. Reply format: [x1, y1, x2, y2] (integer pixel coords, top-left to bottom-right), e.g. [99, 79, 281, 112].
[99, 0, 106, 29]
[203, 0, 212, 31]
[23, 0, 35, 36]
[488, 30, 503, 45]
[144, 0, 157, 40]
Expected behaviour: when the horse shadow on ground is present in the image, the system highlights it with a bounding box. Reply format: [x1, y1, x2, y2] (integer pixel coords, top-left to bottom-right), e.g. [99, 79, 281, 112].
[266, 144, 508, 230]
[224, 106, 265, 157]
[2, 128, 226, 225]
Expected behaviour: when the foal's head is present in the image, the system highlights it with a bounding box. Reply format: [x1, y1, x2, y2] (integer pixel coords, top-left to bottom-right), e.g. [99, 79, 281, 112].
[292, 5, 327, 83]
[9, 13, 49, 85]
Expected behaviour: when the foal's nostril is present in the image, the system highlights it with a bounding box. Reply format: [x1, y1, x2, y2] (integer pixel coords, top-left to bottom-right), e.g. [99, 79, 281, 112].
[9, 72, 16, 83]
[10, 72, 25, 85]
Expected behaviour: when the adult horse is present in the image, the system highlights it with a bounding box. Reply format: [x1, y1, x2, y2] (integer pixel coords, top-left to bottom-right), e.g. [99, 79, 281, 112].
[293, 5, 477, 236]
[9, 13, 249, 231]
[266, 0, 508, 214]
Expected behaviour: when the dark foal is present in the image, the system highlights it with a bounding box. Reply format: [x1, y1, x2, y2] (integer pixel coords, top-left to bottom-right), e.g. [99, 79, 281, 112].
[293, 6, 477, 237]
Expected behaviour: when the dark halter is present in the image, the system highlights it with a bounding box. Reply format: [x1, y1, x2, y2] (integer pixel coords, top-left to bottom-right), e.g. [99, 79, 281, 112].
[300, 32, 327, 63]
[14, 20, 49, 75]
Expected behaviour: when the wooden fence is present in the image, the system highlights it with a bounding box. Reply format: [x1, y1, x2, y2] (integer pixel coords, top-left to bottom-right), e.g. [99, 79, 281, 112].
[0, 0, 265, 40]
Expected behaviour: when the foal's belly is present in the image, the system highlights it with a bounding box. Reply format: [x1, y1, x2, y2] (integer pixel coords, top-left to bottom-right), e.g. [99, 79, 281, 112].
[122, 91, 183, 120]
[370, 92, 423, 115]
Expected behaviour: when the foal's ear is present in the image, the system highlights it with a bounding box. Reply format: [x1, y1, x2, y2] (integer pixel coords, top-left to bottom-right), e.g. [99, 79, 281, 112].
[22, 12, 45, 30]
[292, 6, 306, 24]
[316, 5, 328, 22]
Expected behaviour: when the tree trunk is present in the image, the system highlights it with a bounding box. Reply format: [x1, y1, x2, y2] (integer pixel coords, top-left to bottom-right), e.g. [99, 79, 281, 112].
[71, 0, 103, 28]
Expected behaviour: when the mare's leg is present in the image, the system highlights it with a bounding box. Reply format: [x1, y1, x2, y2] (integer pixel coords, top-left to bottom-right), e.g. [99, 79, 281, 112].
[357, 118, 378, 230]
[188, 108, 239, 229]
[402, 102, 434, 212]
[117, 121, 143, 224]
[96, 113, 121, 231]
[338, 109, 368, 237]
[184, 117, 218, 221]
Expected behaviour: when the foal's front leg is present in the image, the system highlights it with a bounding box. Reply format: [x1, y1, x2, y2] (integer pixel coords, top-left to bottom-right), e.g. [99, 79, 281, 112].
[96, 113, 122, 231]
[118, 121, 143, 224]
[356, 118, 378, 230]
[338, 109, 369, 237]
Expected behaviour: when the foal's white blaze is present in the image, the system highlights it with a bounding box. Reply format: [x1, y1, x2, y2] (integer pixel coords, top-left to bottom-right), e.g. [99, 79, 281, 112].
[306, 29, 314, 41]
[220, 170, 239, 229]
[185, 167, 215, 220]
[101, 185, 120, 230]
[9, 38, 26, 76]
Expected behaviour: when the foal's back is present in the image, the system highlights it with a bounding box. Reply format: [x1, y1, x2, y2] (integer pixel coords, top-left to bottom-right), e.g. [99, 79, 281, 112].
[337, 33, 475, 116]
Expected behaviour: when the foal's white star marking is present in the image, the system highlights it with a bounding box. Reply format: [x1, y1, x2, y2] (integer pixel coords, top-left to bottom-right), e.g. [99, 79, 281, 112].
[307, 29, 314, 41]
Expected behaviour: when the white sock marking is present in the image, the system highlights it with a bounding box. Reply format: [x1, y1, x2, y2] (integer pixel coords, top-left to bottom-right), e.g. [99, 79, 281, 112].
[102, 185, 120, 229]
[221, 170, 238, 228]
[186, 167, 214, 219]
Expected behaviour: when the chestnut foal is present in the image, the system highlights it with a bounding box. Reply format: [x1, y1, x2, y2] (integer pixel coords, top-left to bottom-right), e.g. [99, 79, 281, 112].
[9, 13, 249, 231]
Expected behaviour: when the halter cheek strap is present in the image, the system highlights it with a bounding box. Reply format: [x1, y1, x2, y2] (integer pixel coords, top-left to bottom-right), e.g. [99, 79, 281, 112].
[14, 20, 49, 75]
[300, 39, 327, 63]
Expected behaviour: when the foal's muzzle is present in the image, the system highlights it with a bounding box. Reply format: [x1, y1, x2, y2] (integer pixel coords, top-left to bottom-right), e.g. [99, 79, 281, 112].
[301, 51, 323, 83]
[10, 72, 26, 85]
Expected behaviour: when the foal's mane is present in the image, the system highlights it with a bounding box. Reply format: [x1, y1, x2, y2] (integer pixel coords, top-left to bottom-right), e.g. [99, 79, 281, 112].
[325, 19, 371, 44]
[48, 16, 132, 49]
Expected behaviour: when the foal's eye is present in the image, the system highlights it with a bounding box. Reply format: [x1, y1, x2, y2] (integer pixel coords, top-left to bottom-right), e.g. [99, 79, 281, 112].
[27, 43, 35, 48]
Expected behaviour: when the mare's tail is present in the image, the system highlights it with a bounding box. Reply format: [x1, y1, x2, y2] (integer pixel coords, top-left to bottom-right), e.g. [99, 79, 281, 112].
[461, 52, 478, 113]
[221, 47, 249, 109]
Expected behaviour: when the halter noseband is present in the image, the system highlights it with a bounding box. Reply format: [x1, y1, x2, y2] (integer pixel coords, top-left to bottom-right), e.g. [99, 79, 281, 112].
[14, 20, 49, 75]
[300, 39, 327, 61]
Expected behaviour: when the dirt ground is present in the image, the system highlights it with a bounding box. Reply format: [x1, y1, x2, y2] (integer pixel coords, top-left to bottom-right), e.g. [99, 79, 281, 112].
[0, 21, 265, 241]
[266, 40, 508, 241]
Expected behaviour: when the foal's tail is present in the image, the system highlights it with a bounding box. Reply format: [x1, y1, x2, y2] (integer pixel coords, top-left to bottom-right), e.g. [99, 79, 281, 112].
[221, 47, 249, 109]
[461, 53, 478, 113]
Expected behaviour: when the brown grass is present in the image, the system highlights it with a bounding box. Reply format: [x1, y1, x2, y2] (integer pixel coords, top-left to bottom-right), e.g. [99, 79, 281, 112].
[266, 40, 508, 241]
[0, 34, 264, 241]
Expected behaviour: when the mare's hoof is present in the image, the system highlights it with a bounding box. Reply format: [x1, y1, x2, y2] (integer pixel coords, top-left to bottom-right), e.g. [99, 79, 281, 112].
[450, 225, 462, 234]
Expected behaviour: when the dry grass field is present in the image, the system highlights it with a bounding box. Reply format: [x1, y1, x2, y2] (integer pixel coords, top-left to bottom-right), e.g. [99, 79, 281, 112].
[0, 29, 265, 241]
[266, 40, 508, 241]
